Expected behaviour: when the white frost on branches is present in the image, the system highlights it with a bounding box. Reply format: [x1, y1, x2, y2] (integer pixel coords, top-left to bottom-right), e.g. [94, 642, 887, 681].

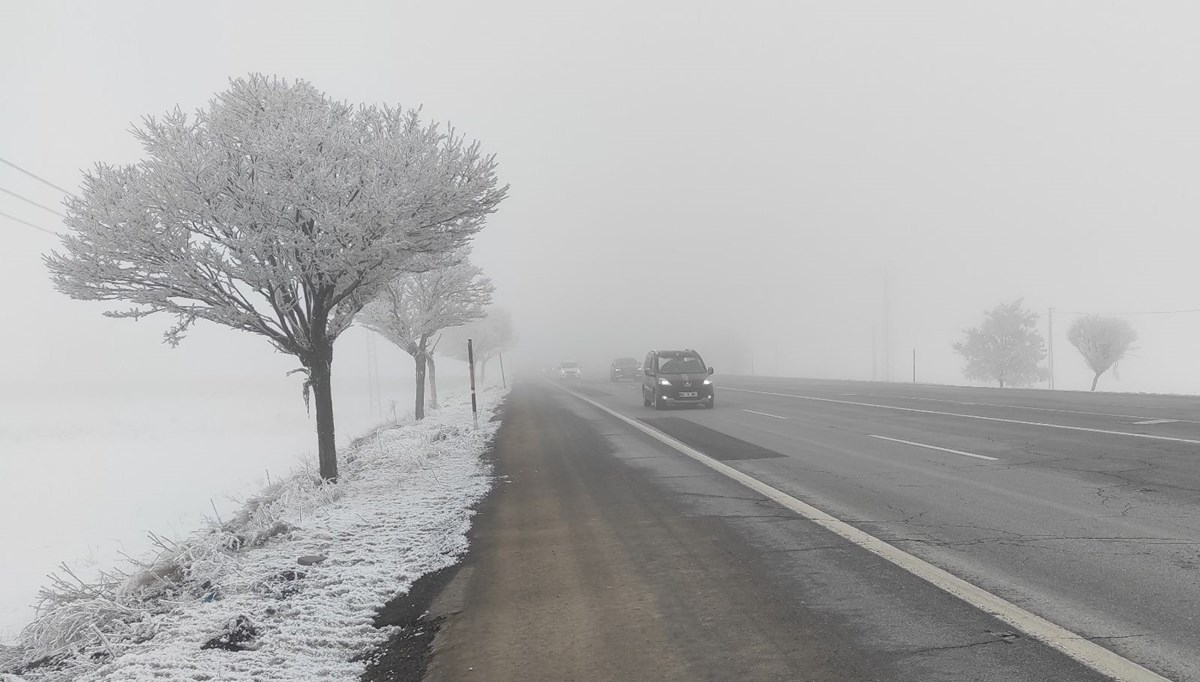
[440, 307, 516, 386]
[1067, 315, 1138, 391]
[46, 75, 506, 359]
[44, 74, 507, 479]
[953, 299, 1047, 388]
[357, 253, 494, 360]
[356, 253, 494, 418]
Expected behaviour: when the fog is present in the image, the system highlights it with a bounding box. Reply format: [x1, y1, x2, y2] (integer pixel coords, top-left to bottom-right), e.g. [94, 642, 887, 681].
[4, 2, 1200, 398]
[3, 0, 1200, 644]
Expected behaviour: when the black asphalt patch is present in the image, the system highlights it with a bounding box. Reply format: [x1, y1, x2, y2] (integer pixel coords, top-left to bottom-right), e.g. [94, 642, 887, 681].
[638, 417, 787, 461]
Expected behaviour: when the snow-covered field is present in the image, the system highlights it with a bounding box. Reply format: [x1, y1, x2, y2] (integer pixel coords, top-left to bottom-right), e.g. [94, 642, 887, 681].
[0, 373, 470, 644]
[0, 383, 503, 680]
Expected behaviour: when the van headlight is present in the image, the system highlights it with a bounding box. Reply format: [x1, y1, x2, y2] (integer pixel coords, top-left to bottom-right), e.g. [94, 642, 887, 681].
[703, 378, 713, 385]
[658, 378, 671, 386]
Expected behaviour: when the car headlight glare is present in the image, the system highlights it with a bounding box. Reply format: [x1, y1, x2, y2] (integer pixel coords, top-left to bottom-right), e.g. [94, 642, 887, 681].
[658, 378, 671, 386]
[703, 378, 712, 385]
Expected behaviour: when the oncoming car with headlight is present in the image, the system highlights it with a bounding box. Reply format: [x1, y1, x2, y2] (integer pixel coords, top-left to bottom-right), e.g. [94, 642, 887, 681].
[610, 357, 641, 382]
[641, 349, 714, 409]
[557, 361, 582, 381]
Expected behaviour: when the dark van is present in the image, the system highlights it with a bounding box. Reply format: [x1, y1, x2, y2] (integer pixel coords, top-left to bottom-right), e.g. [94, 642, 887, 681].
[641, 349, 714, 409]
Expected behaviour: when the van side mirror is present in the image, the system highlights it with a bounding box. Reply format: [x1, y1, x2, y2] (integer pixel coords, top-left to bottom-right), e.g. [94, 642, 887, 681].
[708, 367, 714, 375]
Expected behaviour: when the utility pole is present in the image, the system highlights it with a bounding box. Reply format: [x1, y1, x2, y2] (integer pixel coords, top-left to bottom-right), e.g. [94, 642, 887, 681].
[871, 327, 878, 381]
[882, 270, 892, 382]
[1047, 307, 1056, 390]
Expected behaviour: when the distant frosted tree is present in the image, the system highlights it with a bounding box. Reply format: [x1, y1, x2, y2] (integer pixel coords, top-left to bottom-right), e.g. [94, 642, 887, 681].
[45, 75, 507, 481]
[953, 299, 1047, 388]
[440, 307, 515, 386]
[356, 254, 494, 420]
[1067, 315, 1137, 391]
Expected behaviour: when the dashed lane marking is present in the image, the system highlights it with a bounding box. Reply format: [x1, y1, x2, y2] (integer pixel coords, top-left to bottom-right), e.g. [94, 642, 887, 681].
[868, 435, 998, 461]
[723, 387, 1200, 447]
[743, 409, 788, 420]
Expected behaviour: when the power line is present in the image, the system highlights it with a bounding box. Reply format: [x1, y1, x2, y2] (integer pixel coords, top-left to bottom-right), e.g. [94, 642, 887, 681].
[0, 156, 73, 195]
[1057, 309, 1200, 316]
[0, 210, 59, 236]
[0, 186, 66, 218]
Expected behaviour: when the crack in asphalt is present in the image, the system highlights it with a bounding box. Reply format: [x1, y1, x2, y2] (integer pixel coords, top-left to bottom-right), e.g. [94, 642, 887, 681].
[905, 639, 1008, 656]
[1096, 485, 1136, 517]
[759, 544, 856, 554]
[709, 513, 799, 519]
[678, 490, 769, 502]
[892, 535, 1199, 553]
[869, 517, 1198, 553]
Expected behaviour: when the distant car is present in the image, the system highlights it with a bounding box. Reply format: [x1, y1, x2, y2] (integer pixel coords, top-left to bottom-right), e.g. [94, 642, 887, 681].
[558, 361, 582, 381]
[641, 349, 714, 409]
[610, 357, 641, 382]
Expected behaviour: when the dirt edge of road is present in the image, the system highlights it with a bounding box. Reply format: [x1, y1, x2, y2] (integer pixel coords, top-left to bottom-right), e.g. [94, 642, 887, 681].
[357, 403, 509, 682]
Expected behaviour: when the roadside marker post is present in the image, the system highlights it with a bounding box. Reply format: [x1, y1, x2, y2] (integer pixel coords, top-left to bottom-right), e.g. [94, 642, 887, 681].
[468, 339, 478, 428]
[499, 351, 507, 388]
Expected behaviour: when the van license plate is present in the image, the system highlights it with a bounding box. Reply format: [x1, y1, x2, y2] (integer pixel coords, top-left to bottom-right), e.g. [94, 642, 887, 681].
[679, 391, 698, 398]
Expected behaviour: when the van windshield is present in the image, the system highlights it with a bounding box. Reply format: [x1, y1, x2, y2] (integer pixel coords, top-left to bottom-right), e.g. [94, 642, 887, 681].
[658, 356, 706, 374]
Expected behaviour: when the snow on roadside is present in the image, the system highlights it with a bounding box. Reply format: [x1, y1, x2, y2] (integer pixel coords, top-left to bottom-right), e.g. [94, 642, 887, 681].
[0, 388, 507, 682]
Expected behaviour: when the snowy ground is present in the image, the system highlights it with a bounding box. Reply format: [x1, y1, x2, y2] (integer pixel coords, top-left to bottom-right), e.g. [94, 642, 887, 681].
[0, 373, 469, 642]
[0, 386, 504, 681]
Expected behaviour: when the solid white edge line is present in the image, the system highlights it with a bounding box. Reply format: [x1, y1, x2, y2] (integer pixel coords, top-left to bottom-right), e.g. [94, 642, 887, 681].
[743, 409, 788, 420]
[869, 435, 998, 461]
[723, 386, 1200, 447]
[558, 385, 1168, 682]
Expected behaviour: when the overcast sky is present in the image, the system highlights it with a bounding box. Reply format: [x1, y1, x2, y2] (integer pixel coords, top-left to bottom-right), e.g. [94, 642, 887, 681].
[3, 1, 1200, 394]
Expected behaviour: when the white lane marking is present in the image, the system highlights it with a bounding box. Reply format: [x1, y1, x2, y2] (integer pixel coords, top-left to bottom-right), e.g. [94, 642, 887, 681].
[1133, 419, 1179, 425]
[815, 391, 1200, 425]
[743, 409, 788, 420]
[869, 435, 998, 461]
[723, 387, 1200, 447]
[557, 386, 1167, 682]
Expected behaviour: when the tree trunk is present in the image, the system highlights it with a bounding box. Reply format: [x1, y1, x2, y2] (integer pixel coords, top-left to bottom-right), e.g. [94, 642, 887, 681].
[310, 350, 338, 481]
[414, 351, 428, 420]
[998, 377, 1005, 388]
[1091, 372, 1101, 392]
[428, 356, 439, 410]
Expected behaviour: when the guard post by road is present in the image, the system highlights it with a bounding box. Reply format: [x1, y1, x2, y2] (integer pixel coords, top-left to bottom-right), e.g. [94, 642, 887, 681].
[468, 339, 478, 428]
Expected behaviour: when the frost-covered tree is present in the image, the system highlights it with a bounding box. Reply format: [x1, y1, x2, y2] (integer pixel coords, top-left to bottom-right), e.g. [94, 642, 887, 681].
[953, 299, 1047, 388]
[356, 254, 494, 420]
[440, 307, 515, 386]
[1067, 315, 1137, 391]
[45, 75, 507, 481]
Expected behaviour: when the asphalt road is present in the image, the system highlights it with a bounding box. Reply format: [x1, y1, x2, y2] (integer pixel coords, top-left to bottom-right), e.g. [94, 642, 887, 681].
[423, 382, 1124, 681]
[552, 374, 1200, 681]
